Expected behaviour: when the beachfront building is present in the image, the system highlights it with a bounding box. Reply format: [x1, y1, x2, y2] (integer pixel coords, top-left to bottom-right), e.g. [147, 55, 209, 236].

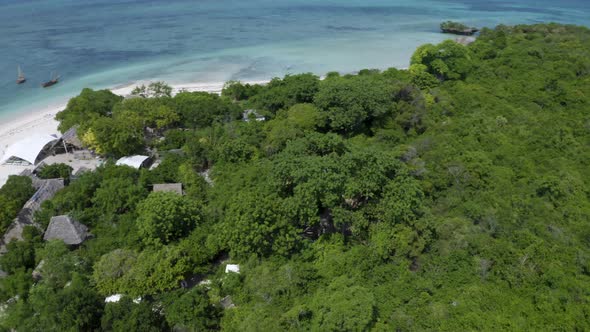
[116, 155, 150, 169]
[153, 183, 184, 195]
[0, 134, 60, 166]
[43, 215, 90, 246]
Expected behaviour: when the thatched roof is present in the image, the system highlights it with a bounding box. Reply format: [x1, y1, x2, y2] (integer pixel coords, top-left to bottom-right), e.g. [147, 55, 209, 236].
[18, 169, 33, 177]
[0, 179, 65, 254]
[62, 126, 83, 148]
[43, 215, 89, 245]
[220, 295, 236, 309]
[16, 179, 64, 225]
[32, 260, 44, 281]
[153, 183, 183, 195]
[0, 223, 26, 254]
[73, 167, 91, 177]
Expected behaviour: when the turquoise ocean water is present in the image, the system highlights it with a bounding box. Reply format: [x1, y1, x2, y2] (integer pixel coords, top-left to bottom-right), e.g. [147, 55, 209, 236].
[1, 0, 589, 119]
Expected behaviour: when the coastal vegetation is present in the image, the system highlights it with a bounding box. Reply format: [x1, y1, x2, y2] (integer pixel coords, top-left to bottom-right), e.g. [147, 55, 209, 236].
[1, 23, 590, 330]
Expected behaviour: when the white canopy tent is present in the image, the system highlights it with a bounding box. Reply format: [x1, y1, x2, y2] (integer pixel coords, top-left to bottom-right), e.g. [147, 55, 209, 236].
[115, 155, 149, 169]
[0, 134, 59, 165]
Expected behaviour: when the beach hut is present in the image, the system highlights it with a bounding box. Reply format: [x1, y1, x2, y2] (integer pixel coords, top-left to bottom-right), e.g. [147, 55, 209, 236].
[0, 179, 65, 254]
[153, 183, 184, 195]
[0, 134, 59, 165]
[16, 179, 65, 224]
[61, 126, 84, 152]
[43, 215, 89, 246]
[116, 155, 150, 169]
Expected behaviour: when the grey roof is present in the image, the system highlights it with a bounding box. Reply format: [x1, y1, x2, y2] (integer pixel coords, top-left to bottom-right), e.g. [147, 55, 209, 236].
[220, 295, 236, 309]
[32, 260, 44, 281]
[18, 169, 33, 177]
[0, 223, 26, 254]
[62, 126, 83, 148]
[242, 109, 265, 122]
[73, 167, 91, 177]
[0, 179, 65, 254]
[43, 215, 89, 245]
[153, 183, 183, 195]
[16, 179, 65, 224]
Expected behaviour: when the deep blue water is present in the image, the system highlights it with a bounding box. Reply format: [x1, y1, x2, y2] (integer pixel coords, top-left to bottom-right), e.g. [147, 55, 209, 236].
[1, 0, 589, 118]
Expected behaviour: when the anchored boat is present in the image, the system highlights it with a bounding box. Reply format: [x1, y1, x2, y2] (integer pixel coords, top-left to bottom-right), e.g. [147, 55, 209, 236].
[42, 72, 60, 88]
[16, 65, 26, 84]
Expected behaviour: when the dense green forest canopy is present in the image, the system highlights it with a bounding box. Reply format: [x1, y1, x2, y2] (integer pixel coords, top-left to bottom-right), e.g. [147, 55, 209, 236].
[1, 23, 590, 331]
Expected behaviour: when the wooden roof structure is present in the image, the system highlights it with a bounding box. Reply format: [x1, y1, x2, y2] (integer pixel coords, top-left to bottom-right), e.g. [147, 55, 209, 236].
[0, 179, 65, 254]
[43, 215, 89, 245]
[153, 183, 184, 195]
[62, 126, 84, 148]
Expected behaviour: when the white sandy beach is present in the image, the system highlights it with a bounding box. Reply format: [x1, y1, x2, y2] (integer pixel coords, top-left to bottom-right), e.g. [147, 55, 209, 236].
[0, 80, 268, 187]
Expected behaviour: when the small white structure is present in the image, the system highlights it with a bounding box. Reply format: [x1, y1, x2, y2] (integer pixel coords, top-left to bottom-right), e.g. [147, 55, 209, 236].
[115, 155, 149, 169]
[105, 294, 141, 304]
[0, 134, 59, 165]
[242, 109, 265, 122]
[105, 294, 122, 303]
[225, 264, 240, 274]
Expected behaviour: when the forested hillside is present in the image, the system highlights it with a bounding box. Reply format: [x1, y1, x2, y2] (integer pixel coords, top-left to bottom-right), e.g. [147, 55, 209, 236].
[1, 23, 590, 331]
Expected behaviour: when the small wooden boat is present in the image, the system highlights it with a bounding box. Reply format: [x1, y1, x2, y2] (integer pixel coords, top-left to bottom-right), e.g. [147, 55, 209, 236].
[42, 72, 60, 88]
[16, 65, 26, 84]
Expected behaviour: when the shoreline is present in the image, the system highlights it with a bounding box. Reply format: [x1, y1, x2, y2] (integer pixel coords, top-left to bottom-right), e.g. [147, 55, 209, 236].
[0, 79, 268, 186]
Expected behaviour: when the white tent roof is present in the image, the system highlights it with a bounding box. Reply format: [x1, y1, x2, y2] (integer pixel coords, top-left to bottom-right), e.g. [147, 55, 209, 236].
[0, 134, 58, 165]
[115, 155, 149, 169]
[104, 294, 141, 304]
[225, 264, 240, 274]
[105, 294, 122, 303]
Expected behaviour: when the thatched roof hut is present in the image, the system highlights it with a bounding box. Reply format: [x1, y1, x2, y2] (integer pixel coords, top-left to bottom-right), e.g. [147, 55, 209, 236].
[153, 183, 183, 195]
[0, 223, 26, 254]
[62, 126, 83, 149]
[43, 215, 89, 246]
[16, 179, 64, 225]
[0, 179, 65, 254]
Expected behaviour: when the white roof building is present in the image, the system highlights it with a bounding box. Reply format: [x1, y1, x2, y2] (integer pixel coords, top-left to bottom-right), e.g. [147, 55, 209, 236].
[225, 264, 240, 274]
[105, 294, 141, 304]
[105, 294, 123, 303]
[0, 134, 59, 165]
[115, 155, 149, 169]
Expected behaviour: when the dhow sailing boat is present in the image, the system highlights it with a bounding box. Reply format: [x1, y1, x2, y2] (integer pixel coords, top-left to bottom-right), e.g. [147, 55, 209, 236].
[16, 65, 26, 84]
